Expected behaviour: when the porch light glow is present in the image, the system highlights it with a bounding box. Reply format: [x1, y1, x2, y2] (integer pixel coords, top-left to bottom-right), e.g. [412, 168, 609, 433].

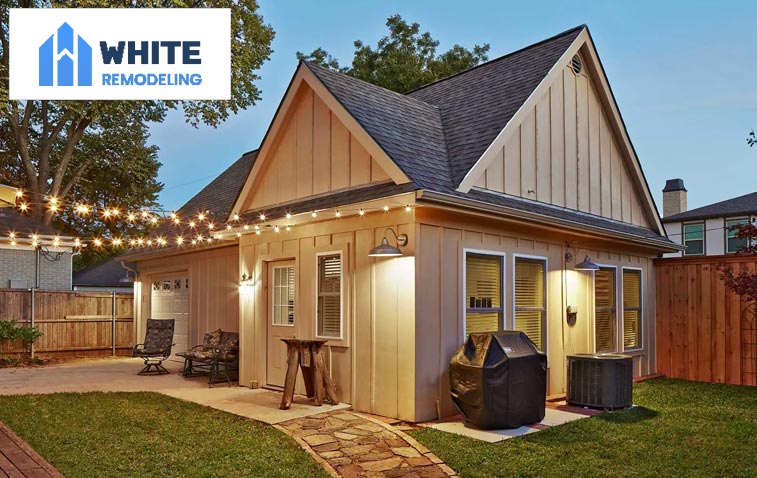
[240, 273, 253, 288]
[368, 228, 408, 257]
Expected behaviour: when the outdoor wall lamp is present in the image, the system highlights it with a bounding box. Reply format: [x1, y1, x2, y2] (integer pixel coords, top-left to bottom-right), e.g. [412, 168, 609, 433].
[368, 228, 408, 257]
[564, 242, 599, 271]
[239, 273, 253, 288]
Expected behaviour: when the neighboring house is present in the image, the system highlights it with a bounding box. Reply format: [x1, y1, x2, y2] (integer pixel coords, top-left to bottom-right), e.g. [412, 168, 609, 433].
[0, 205, 75, 290]
[126, 25, 679, 422]
[73, 256, 136, 293]
[661, 178, 757, 257]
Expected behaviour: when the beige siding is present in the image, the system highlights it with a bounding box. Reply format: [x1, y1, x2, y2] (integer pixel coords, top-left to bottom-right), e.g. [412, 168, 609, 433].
[238, 210, 417, 421]
[134, 245, 240, 347]
[475, 64, 650, 228]
[243, 85, 392, 212]
[414, 207, 657, 421]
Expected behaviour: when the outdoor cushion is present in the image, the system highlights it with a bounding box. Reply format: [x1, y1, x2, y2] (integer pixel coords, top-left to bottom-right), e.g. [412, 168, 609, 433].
[204, 329, 223, 347]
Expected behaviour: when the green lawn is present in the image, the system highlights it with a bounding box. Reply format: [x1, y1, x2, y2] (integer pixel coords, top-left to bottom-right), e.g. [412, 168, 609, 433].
[410, 379, 757, 478]
[0, 392, 329, 478]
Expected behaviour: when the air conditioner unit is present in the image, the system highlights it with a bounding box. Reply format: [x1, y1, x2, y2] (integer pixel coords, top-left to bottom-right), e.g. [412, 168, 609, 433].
[567, 353, 633, 409]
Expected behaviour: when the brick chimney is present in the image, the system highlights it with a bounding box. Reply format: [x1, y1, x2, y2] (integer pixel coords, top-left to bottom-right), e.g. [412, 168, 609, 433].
[662, 178, 687, 217]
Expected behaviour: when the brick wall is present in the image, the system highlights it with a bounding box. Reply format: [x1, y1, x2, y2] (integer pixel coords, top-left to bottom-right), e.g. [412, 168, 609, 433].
[0, 248, 72, 290]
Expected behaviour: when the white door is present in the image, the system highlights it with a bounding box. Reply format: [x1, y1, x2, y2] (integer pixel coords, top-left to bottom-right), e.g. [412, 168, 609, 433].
[267, 261, 296, 388]
[150, 275, 190, 360]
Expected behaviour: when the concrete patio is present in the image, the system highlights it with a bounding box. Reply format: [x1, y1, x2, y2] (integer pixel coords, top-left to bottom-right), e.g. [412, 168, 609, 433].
[0, 357, 349, 424]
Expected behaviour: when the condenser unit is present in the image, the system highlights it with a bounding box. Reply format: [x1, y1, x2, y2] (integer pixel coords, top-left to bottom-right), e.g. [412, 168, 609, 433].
[567, 353, 633, 409]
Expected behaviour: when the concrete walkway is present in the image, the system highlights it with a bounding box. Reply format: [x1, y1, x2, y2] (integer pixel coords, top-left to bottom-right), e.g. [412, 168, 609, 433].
[278, 411, 457, 478]
[0, 421, 63, 478]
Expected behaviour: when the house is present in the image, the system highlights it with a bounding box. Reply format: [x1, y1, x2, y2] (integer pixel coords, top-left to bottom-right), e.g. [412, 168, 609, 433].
[126, 25, 680, 422]
[0, 194, 76, 291]
[72, 256, 136, 293]
[661, 178, 757, 257]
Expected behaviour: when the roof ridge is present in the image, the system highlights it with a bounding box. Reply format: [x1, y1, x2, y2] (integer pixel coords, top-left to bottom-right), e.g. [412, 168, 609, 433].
[404, 24, 586, 96]
[663, 190, 757, 221]
[301, 60, 440, 112]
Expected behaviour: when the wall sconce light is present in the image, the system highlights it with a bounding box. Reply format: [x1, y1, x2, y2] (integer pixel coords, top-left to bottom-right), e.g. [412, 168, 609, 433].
[239, 273, 253, 288]
[368, 228, 408, 257]
[565, 242, 599, 271]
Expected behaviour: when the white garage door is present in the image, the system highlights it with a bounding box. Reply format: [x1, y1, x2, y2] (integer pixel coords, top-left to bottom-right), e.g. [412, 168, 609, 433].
[150, 275, 189, 361]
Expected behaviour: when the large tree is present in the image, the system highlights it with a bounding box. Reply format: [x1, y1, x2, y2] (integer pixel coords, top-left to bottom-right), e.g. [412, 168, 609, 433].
[0, 1, 274, 267]
[297, 14, 489, 94]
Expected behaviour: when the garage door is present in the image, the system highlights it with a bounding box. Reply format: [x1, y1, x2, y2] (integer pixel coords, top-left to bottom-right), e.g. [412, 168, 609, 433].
[150, 275, 189, 360]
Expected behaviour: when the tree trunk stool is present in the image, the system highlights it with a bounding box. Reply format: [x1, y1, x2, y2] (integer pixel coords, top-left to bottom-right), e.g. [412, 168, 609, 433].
[280, 339, 339, 410]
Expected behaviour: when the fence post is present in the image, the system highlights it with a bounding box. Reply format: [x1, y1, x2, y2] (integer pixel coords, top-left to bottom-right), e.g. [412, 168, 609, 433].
[30, 287, 35, 359]
[112, 290, 117, 356]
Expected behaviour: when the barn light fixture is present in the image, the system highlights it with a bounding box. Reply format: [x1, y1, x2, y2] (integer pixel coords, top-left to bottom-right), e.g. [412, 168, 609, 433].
[565, 242, 599, 271]
[369, 228, 408, 257]
[239, 273, 253, 288]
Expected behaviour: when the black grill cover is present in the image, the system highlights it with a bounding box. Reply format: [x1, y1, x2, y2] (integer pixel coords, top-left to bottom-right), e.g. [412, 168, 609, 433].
[449, 331, 547, 429]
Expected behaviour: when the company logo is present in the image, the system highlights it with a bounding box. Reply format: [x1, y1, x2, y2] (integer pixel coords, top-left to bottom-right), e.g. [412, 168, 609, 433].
[10, 8, 230, 100]
[39, 22, 92, 87]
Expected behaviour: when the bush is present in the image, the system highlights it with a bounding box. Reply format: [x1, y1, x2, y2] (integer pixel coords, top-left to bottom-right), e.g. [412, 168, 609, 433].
[0, 320, 43, 358]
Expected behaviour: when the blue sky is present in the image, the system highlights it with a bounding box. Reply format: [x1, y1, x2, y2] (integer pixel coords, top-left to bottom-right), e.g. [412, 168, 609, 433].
[151, 0, 756, 212]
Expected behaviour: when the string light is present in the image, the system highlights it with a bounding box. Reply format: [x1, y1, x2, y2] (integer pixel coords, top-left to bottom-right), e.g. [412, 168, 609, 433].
[103, 209, 112, 219]
[208, 222, 215, 230]
[243, 224, 250, 231]
[127, 212, 136, 222]
[197, 212, 206, 222]
[19, 203, 28, 212]
[52, 236, 60, 247]
[93, 238, 103, 247]
[286, 226, 291, 232]
[176, 236, 184, 245]
[15, 189, 23, 198]
[150, 216, 158, 224]
[274, 225, 280, 233]
[405, 205, 412, 212]
[75, 204, 90, 215]
[233, 213, 240, 221]
[383, 205, 390, 212]
[8, 232, 15, 239]
[255, 230, 261, 236]
[358, 209, 365, 216]
[129, 239, 137, 246]
[311, 212, 317, 218]
[236, 232, 242, 238]
[335, 210, 342, 218]
[189, 220, 196, 228]
[285, 213, 292, 219]
[112, 238, 123, 247]
[48, 197, 58, 205]
[49, 204, 59, 212]
[74, 238, 81, 248]
[226, 224, 232, 230]
[259, 213, 266, 221]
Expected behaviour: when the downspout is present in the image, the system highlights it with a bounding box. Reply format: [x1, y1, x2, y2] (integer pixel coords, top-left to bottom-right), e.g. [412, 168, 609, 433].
[35, 247, 40, 289]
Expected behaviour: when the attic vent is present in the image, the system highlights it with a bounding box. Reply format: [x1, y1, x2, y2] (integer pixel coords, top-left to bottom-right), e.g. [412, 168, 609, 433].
[571, 54, 583, 75]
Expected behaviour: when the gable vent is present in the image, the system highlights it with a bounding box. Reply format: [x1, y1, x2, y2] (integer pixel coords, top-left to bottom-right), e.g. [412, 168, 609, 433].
[571, 54, 583, 75]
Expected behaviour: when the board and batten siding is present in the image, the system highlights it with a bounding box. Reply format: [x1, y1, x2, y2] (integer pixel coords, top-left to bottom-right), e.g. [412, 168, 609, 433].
[413, 206, 656, 421]
[134, 245, 240, 347]
[473, 62, 649, 228]
[238, 210, 416, 421]
[242, 85, 391, 212]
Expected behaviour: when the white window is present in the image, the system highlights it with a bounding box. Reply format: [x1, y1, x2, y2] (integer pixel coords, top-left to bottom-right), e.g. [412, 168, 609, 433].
[514, 257, 547, 351]
[683, 222, 705, 255]
[464, 252, 504, 337]
[272, 266, 295, 325]
[594, 267, 617, 353]
[726, 218, 749, 254]
[317, 254, 342, 338]
[622, 269, 642, 350]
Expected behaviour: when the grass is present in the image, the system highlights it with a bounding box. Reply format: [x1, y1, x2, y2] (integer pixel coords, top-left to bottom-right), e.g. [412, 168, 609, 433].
[0, 392, 330, 478]
[410, 379, 757, 478]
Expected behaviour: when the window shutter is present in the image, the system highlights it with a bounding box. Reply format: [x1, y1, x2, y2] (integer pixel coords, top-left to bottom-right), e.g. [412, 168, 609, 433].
[317, 255, 341, 338]
[514, 258, 546, 350]
[623, 269, 641, 349]
[595, 268, 616, 352]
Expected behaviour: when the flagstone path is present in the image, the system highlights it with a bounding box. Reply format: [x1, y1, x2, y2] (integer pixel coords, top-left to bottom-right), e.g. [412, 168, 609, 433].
[277, 411, 457, 478]
[0, 421, 64, 478]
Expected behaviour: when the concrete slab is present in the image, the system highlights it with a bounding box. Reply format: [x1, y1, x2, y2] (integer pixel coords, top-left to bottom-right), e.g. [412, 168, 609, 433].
[425, 407, 589, 443]
[0, 358, 350, 424]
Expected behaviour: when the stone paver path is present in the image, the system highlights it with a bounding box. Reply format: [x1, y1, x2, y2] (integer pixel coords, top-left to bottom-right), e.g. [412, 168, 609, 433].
[0, 421, 64, 478]
[277, 411, 457, 478]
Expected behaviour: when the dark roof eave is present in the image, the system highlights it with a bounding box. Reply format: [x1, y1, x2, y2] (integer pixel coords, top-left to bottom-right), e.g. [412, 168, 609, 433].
[418, 190, 683, 252]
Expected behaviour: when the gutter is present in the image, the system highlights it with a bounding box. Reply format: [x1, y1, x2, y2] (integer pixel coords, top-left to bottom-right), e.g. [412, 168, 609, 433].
[417, 190, 685, 252]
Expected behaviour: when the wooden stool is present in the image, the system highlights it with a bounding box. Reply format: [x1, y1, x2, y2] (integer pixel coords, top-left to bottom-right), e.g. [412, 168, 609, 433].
[280, 339, 339, 410]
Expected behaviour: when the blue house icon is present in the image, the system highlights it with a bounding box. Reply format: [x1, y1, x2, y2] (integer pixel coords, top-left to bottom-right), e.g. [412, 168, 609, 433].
[39, 23, 92, 86]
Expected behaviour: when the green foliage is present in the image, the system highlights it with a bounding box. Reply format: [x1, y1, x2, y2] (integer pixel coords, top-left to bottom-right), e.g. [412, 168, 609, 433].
[15, 325, 43, 348]
[0, 0, 274, 265]
[411, 379, 757, 478]
[0, 392, 330, 478]
[0, 320, 18, 353]
[297, 14, 489, 93]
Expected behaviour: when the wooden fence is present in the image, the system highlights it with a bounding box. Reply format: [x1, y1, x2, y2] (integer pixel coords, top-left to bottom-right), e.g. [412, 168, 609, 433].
[0, 289, 134, 359]
[655, 255, 756, 386]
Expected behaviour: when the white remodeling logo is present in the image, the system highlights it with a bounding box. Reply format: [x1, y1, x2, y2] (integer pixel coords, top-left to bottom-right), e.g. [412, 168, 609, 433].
[10, 8, 230, 100]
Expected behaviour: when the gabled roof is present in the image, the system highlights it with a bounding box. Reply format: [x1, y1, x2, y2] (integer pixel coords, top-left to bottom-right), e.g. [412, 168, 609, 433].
[0, 207, 68, 237]
[73, 256, 132, 287]
[662, 191, 757, 223]
[407, 25, 584, 185]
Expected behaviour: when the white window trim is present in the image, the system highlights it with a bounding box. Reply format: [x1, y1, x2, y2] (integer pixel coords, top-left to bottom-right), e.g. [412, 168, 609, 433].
[725, 217, 750, 254]
[621, 266, 643, 352]
[682, 221, 706, 256]
[593, 264, 619, 354]
[314, 250, 344, 340]
[512, 254, 549, 354]
[461, 248, 506, 342]
[271, 264, 296, 327]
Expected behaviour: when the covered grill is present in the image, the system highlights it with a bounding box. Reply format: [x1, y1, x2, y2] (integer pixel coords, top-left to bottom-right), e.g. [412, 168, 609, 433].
[449, 331, 547, 429]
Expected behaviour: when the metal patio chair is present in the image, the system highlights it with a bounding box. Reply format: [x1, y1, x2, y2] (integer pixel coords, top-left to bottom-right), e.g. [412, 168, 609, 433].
[133, 319, 175, 375]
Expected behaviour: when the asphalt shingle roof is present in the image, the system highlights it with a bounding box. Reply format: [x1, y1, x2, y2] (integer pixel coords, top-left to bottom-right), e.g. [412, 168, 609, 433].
[662, 191, 757, 223]
[0, 208, 68, 238]
[73, 256, 131, 287]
